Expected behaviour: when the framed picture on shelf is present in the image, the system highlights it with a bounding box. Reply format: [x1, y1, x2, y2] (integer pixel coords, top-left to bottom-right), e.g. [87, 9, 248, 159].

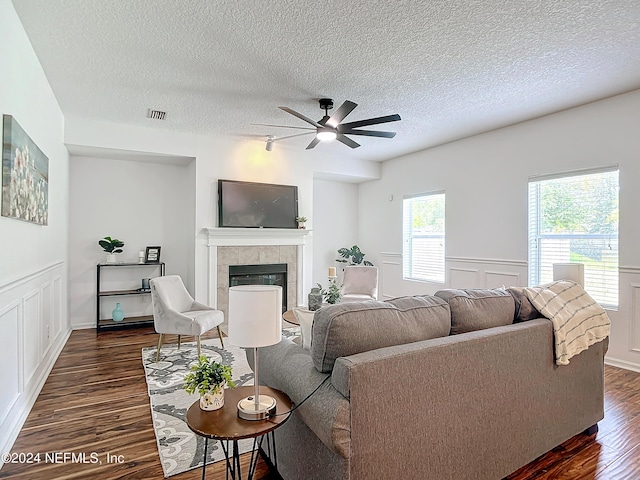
[145, 246, 161, 263]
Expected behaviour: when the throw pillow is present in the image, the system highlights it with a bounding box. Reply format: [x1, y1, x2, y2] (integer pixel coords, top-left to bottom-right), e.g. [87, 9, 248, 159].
[434, 288, 515, 334]
[524, 280, 610, 365]
[507, 286, 541, 323]
[293, 308, 315, 350]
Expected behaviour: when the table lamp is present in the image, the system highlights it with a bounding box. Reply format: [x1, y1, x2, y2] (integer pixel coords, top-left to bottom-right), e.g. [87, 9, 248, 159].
[552, 263, 585, 287]
[228, 284, 282, 420]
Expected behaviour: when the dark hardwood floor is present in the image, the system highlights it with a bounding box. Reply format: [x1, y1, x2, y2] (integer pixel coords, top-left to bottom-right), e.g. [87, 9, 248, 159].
[1, 327, 640, 479]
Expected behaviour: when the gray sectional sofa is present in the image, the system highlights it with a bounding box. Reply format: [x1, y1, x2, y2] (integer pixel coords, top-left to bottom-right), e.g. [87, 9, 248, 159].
[249, 288, 607, 480]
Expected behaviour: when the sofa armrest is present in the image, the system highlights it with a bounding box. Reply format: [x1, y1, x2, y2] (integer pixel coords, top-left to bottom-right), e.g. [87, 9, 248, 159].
[247, 338, 351, 459]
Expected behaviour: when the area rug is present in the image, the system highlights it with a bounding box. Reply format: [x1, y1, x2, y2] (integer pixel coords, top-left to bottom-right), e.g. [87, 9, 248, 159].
[142, 328, 300, 478]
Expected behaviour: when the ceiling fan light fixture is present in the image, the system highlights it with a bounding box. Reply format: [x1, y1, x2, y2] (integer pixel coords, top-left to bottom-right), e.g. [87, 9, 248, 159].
[316, 128, 337, 142]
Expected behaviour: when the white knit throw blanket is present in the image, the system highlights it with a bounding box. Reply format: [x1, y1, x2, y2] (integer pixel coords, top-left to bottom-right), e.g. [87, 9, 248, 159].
[524, 280, 610, 366]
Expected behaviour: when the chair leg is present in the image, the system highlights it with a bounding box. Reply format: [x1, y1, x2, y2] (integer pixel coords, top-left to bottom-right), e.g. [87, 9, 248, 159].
[197, 335, 201, 358]
[217, 325, 225, 349]
[177, 335, 181, 350]
[155, 334, 164, 363]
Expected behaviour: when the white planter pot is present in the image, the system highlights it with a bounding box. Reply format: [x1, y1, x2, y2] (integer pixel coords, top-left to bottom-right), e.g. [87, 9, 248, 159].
[106, 253, 117, 264]
[200, 387, 225, 411]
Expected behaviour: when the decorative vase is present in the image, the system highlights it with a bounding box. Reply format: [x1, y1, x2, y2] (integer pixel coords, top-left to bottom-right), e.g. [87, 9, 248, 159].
[200, 386, 225, 411]
[298, 223, 305, 229]
[106, 253, 117, 264]
[112, 303, 125, 322]
[308, 287, 323, 311]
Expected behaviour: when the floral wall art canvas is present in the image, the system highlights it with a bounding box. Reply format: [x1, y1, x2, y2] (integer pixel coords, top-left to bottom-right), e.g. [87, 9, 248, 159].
[1, 115, 49, 225]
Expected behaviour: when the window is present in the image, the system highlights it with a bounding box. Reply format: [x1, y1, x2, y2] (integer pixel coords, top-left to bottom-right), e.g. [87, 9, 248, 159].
[403, 192, 445, 283]
[528, 168, 619, 307]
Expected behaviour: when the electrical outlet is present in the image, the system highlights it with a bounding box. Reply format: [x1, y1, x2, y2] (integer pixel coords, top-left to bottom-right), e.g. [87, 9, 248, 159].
[46, 325, 50, 340]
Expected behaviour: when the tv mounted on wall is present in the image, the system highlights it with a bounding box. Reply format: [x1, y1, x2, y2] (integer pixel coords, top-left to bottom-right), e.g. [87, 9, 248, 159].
[218, 179, 299, 229]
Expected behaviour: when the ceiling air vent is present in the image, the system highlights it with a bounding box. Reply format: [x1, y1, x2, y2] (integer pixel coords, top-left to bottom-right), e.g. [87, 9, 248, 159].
[146, 109, 167, 120]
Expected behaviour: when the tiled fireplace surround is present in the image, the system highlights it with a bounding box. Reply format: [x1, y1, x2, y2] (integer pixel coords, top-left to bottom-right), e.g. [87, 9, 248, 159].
[205, 228, 311, 322]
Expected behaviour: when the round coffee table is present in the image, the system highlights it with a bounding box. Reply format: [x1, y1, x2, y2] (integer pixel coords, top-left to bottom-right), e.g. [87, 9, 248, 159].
[186, 385, 292, 480]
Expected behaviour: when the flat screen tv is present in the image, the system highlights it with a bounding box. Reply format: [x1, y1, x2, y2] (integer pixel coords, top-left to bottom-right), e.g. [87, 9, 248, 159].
[218, 179, 299, 229]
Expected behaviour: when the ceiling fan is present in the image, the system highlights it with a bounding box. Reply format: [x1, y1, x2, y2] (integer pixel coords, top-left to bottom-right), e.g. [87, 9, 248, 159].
[259, 98, 401, 150]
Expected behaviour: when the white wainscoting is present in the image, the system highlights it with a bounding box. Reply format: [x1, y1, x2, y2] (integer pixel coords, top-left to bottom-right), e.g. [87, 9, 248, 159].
[0, 262, 70, 464]
[379, 253, 528, 299]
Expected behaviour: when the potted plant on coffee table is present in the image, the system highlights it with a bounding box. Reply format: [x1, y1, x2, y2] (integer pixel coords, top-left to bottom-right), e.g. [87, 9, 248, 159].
[183, 356, 235, 411]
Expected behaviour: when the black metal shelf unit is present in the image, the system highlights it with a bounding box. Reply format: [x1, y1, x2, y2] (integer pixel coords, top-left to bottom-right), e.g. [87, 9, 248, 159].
[96, 262, 165, 332]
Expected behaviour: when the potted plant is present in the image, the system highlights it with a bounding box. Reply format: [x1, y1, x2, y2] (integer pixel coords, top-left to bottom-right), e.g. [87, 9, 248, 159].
[296, 216, 308, 229]
[183, 356, 235, 411]
[318, 280, 341, 304]
[99, 236, 125, 264]
[336, 245, 373, 266]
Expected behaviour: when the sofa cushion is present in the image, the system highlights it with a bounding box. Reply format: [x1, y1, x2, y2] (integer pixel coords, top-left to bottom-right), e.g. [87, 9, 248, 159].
[311, 295, 451, 373]
[434, 288, 515, 334]
[507, 286, 541, 323]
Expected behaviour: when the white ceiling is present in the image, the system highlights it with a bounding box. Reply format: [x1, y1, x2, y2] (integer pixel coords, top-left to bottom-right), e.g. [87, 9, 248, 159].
[12, 0, 640, 163]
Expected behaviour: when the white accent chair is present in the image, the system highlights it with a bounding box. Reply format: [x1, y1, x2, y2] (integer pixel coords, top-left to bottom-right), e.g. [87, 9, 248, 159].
[340, 266, 379, 303]
[150, 275, 224, 362]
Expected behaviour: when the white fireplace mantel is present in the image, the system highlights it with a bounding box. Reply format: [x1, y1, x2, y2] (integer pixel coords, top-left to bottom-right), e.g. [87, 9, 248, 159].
[205, 227, 312, 247]
[205, 227, 312, 308]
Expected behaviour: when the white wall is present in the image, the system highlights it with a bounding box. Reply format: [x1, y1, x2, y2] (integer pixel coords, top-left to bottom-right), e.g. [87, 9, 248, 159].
[68, 156, 194, 328]
[62, 117, 380, 309]
[359, 89, 640, 370]
[0, 0, 70, 462]
[312, 178, 359, 290]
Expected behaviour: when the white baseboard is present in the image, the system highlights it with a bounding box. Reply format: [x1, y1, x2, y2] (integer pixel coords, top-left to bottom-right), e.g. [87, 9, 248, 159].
[605, 355, 640, 374]
[71, 320, 97, 330]
[0, 327, 71, 470]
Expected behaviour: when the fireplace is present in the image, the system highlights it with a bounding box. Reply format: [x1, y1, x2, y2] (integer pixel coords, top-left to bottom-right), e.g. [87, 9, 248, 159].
[205, 227, 311, 323]
[229, 263, 288, 313]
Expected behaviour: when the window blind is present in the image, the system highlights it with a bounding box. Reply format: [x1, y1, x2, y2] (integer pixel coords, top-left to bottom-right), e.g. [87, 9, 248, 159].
[403, 193, 445, 283]
[528, 169, 619, 307]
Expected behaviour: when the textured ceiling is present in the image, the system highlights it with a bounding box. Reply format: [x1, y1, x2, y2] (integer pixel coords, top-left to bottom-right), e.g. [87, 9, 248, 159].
[12, 0, 640, 162]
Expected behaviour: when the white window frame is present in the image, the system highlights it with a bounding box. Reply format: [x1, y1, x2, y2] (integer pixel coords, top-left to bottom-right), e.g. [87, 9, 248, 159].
[528, 167, 619, 308]
[403, 191, 445, 284]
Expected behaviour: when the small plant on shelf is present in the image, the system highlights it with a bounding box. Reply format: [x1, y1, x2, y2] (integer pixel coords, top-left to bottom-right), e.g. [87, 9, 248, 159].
[99, 236, 125, 264]
[296, 216, 308, 229]
[336, 245, 373, 266]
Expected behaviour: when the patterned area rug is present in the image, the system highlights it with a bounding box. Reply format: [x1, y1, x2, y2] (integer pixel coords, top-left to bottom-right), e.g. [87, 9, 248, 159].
[142, 329, 300, 478]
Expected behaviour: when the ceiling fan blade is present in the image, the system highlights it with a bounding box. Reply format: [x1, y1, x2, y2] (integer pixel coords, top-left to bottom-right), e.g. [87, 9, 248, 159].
[305, 137, 321, 150]
[336, 134, 360, 149]
[276, 132, 316, 141]
[278, 107, 323, 128]
[340, 114, 401, 129]
[325, 100, 357, 128]
[338, 129, 396, 138]
[252, 123, 315, 131]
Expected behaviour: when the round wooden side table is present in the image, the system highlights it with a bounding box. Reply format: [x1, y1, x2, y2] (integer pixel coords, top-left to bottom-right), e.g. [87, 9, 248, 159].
[186, 385, 292, 480]
[282, 309, 299, 325]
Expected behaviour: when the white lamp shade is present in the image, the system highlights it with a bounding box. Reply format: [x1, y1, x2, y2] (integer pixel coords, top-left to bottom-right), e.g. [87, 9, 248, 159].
[228, 285, 283, 348]
[553, 263, 585, 287]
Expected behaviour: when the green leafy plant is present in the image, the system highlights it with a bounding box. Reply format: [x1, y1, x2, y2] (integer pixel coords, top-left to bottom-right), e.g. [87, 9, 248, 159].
[183, 356, 235, 396]
[317, 280, 341, 304]
[98, 236, 125, 254]
[296, 216, 308, 223]
[336, 245, 373, 266]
